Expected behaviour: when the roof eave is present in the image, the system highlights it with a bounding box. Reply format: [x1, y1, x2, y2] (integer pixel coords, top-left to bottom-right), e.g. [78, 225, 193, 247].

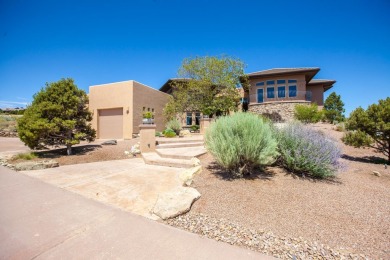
[247, 68, 320, 81]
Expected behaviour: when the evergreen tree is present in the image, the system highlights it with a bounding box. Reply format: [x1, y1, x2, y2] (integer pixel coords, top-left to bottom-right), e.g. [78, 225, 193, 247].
[17, 78, 96, 155]
[343, 97, 390, 162]
[324, 92, 345, 123]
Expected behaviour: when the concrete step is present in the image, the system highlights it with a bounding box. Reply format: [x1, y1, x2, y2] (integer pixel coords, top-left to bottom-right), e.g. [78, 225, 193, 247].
[156, 147, 207, 160]
[156, 137, 204, 144]
[156, 141, 204, 149]
[142, 152, 199, 168]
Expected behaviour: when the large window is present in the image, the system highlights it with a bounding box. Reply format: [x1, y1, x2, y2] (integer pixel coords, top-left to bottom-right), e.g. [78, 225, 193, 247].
[195, 112, 201, 125]
[278, 86, 286, 98]
[289, 85, 297, 97]
[257, 89, 264, 103]
[186, 112, 192, 125]
[267, 87, 275, 98]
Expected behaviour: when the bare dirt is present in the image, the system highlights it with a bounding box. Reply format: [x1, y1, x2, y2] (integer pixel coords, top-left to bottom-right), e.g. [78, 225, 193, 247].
[8, 138, 141, 166]
[185, 123, 390, 259]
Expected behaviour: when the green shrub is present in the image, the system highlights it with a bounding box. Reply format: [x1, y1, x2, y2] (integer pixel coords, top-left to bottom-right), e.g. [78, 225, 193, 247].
[277, 122, 342, 178]
[204, 112, 278, 178]
[190, 125, 199, 131]
[165, 118, 181, 135]
[163, 128, 176, 138]
[294, 103, 323, 123]
[342, 130, 373, 147]
[155, 131, 162, 137]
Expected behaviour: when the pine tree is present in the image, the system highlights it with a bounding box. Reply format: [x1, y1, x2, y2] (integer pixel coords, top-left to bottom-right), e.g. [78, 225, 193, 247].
[324, 92, 345, 123]
[343, 97, 390, 162]
[17, 78, 96, 155]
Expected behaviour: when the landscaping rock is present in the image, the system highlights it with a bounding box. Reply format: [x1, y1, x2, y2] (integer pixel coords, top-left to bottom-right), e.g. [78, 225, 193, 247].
[101, 140, 117, 145]
[190, 157, 201, 167]
[179, 130, 191, 137]
[166, 212, 368, 260]
[14, 160, 59, 171]
[179, 165, 202, 186]
[152, 187, 201, 220]
[373, 171, 381, 177]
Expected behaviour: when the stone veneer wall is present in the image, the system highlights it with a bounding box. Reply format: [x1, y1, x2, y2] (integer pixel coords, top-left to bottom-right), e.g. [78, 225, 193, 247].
[248, 101, 311, 122]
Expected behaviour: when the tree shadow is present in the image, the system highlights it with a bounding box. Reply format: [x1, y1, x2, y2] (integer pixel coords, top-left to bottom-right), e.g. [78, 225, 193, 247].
[35, 144, 102, 159]
[341, 154, 388, 165]
[206, 162, 275, 181]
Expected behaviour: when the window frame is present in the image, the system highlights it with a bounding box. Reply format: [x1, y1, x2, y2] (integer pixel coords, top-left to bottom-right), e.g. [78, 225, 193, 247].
[267, 87, 275, 99]
[288, 85, 297, 97]
[186, 112, 193, 126]
[257, 88, 264, 103]
[277, 86, 286, 98]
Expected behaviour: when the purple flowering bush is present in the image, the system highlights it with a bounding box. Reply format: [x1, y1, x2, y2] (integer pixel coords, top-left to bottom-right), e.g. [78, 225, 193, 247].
[277, 122, 342, 178]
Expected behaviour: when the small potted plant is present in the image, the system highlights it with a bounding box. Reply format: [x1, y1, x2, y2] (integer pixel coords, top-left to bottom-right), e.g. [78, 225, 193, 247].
[142, 111, 154, 124]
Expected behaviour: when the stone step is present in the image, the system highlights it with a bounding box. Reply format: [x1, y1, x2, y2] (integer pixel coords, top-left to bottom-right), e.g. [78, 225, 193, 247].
[156, 141, 204, 149]
[156, 147, 207, 160]
[142, 152, 200, 168]
[156, 138, 204, 144]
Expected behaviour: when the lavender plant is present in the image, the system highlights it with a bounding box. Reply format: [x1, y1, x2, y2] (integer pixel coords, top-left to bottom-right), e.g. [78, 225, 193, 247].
[277, 122, 342, 178]
[205, 112, 278, 178]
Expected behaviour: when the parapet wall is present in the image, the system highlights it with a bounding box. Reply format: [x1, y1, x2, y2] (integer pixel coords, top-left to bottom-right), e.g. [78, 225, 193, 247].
[248, 101, 311, 122]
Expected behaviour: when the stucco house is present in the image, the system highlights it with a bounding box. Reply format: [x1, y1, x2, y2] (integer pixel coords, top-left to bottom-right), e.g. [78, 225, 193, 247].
[89, 80, 170, 139]
[246, 67, 335, 121]
[88, 67, 335, 139]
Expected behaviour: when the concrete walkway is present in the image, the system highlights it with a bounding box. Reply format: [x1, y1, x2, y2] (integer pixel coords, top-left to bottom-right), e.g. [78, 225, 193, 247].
[0, 166, 270, 259]
[20, 158, 186, 220]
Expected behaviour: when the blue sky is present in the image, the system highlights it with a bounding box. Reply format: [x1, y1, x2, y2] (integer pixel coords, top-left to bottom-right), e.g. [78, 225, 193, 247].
[1, 0, 389, 116]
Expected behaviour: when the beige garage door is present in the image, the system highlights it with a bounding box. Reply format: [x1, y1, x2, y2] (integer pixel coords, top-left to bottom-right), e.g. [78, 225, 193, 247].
[98, 108, 123, 139]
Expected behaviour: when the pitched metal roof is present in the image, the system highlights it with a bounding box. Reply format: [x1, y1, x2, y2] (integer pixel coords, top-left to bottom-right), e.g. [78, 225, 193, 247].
[308, 79, 336, 85]
[308, 79, 336, 91]
[247, 67, 320, 77]
[159, 78, 190, 93]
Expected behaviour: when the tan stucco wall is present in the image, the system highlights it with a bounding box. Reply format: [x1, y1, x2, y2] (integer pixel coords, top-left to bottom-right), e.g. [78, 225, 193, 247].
[248, 74, 306, 104]
[89, 81, 133, 139]
[307, 85, 325, 106]
[132, 81, 170, 133]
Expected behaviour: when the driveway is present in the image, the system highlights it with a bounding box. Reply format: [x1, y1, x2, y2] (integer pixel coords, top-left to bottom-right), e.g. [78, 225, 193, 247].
[0, 137, 30, 156]
[0, 166, 270, 259]
[20, 158, 186, 220]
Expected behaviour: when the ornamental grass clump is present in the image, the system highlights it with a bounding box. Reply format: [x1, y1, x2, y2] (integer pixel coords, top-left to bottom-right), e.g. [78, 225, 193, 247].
[165, 118, 181, 135]
[277, 122, 342, 178]
[205, 112, 278, 178]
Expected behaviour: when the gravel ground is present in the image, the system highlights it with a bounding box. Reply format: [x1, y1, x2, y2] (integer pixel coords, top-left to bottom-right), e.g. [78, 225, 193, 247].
[167, 213, 368, 259]
[166, 123, 390, 259]
[5, 124, 390, 258]
[8, 138, 141, 165]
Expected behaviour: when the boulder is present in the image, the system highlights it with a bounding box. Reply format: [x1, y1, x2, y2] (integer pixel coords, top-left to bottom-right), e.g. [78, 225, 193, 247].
[14, 160, 59, 171]
[190, 157, 201, 167]
[152, 187, 201, 220]
[179, 165, 202, 186]
[101, 140, 117, 145]
[373, 171, 381, 177]
[179, 130, 191, 137]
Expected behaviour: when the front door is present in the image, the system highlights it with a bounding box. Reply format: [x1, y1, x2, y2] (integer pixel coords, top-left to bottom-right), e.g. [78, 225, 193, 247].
[257, 89, 264, 103]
